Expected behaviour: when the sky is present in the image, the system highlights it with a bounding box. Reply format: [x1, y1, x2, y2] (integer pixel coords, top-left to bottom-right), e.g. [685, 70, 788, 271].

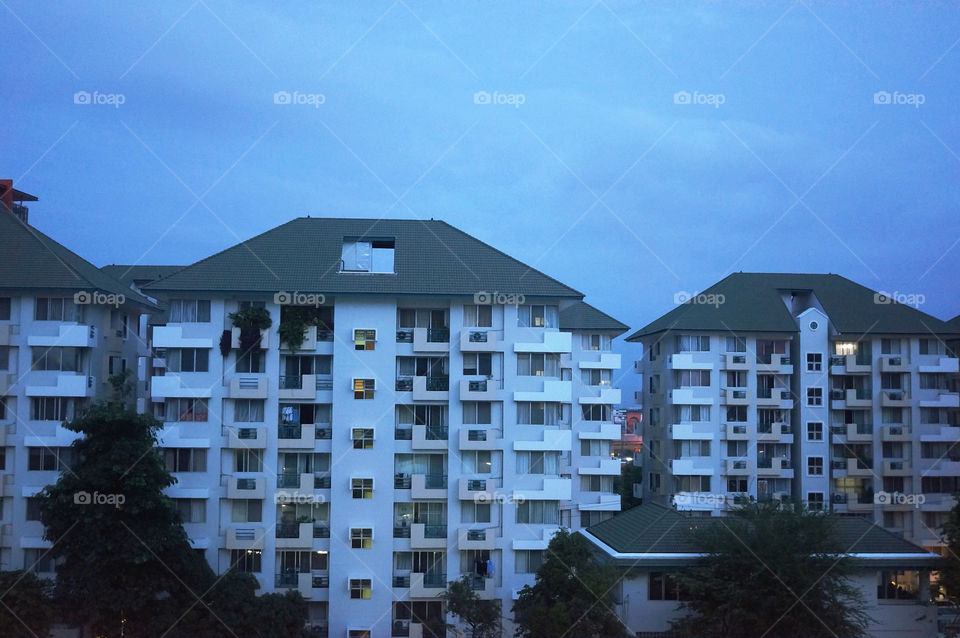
[3, 1, 959, 402]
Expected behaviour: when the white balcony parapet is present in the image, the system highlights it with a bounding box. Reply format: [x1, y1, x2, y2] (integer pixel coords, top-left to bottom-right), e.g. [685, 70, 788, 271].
[151, 375, 213, 400]
[229, 374, 269, 399]
[578, 492, 621, 511]
[512, 527, 562, 550]
[152, 325, 213, 349]
[670, 457, 714, 475]
[514, 331, 572, 354]
[27, 323, 95, 348]
[231, 327, 269, 350]
[513, 430, 572, 451]
[225, 526, 264, 550]
[578, 353, 621, 370]
[670, 422, 715, 440]
[514, 380, 572, 403]
[578, 459, 621, 475]
[578, 386, 621, 405]
[25, 373, 94, 397]
[460, 329, 505, 352]
[670, 387, 714, 405]
[669, 353, 714, 370]
[920, 392, 960, 409]
[919, 357, 959, 374]
[513, 477, 571, 501]
[578, 423, 621, 440]
[157, 426, 211, 448]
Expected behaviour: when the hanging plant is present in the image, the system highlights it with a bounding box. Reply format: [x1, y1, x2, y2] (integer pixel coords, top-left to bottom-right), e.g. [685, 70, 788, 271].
[278, 306, 331, 351]
[219, 330, 232, 358]
[228, 306, 273, 355]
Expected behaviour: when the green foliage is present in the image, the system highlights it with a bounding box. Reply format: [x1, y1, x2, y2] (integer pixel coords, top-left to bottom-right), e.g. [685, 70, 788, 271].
[672, 504, 870, 638]
[512, 529, 628, 638]
[613, 463, 643, 509]
[228, 306, 273, 355]
[937, 499, 960, 601]
[442, 575, 501, 638]
[0, 570, 54, 638]
[219, 329, 232, 357]
[107, 368, 135, 403]
[278, 306, 329, 351]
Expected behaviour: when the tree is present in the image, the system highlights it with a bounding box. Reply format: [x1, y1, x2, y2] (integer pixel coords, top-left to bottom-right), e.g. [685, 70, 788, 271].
[512, 529, 628, 638]
[442, 575, 501, 637]
[672, 504, 870, 638]
[39, 403, 213, 638]
[0, 570, 54, 637]
[937, 499, 960, 601]
[613, 463, 643, 510]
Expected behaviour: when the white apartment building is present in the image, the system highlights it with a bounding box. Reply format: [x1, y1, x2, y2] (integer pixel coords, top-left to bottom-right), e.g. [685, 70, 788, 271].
[0, 198, 157, 579]
[630, 273, 960, 554]
[116, 217, 629, 637]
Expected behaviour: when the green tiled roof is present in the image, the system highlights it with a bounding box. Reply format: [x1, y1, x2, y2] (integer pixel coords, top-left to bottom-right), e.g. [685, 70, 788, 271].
[143, 217, 584, 298]
[1, 212, 157, 310]
[101, 265, 183, 287]
[586, 503, 934, 560]
[559, 301, 629, 334]
[626, 273, 960, 340]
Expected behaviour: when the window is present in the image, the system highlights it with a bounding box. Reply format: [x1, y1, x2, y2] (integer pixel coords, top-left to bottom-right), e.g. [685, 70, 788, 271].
[806, 388, 823, 406]
[920, 339, 946, 355]
[517, 402, 567, 425]
[352, 428, 374, 450]
[463, 353, 492, 376]
[168, 299, 210, 323]
[649, 572, 687, 601]
[229, 549, 261, 573]
[581, 475, 612, 492]
[675, 370, 710, 387]
[165, 398, 208, 422]
[0, 397, 5, 420]
[351, 528, 373, 549]
[517, 353, 560, 377]
[26, 497, 44, 521]
[31, 397, 77, 421]
[353, 379, 375, 400]
[807, 493, 824, 511]
[462, 450, 492, 474]
[515, 550, 544, 574]
[175, 499, 206, 523]
[165, 448, 207, 473]
[236, 349, 264, 373]
[807, 422, 823, 441]
[34, 297, 81, 322]
[0, 297, 9, 321]
[648, 407, 660, 427]
[462, 402, 492, 425]
[167, 348, 209, 372]
[354, 329, 376, 350]
[23, 548, 54, 574]
[463, 304, 493, 328]
[352, 478, 373, 499]
[584, 369, 612, 386]
[28, 447, 72, 471]
[31, 347, 82, 372]
[517, 305, 558, 328]
[675, 335, 709, 352]
[350, 578, 372, 599]
[581, 440, 609, 457]
[231, 499, 262, 523]
[341, 238, 394, 273]
[878, 571, 919, 600]
[675, 405, 710, 422]
[461, 501, 491, 523]
[516, 451, 559, 474]
[726, 440, 747, 457]
[727, 478, 747, 492]
[582, 405, 611, 422]
[582, 334, 611, 351]
[726, 406, 747, 422]
[807, 457, 823, 476]
[649, 374, 660, 394]
[234, 449, 262, 473]
[234, 399, 264, 422]
[348, 631, 371, 638]
[725, 337, 746, 352]
[648, 341, 661, 361]
[516, 500, 559, 524]
[881, 338, 902, 355]
[806, 353, 822, 372]
[675, 440, 711, 457]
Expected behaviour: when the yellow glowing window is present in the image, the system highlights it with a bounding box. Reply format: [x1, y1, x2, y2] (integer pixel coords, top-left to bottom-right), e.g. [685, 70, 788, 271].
[352, 428, 374, 449]
[350, 578, 372, 599]
[353, 379, 375, 400]
[350, 528, 373, 549]
[351, 478, 373, 499]
[354, 329, 376, 350]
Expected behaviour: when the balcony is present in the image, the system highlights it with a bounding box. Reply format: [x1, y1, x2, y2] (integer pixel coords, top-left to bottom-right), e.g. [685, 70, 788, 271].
[921, 458, 960, 476]
[412, 327, 450, 353]
[460, 329, 505, 352]
[578, 459, 621, 475]
[879, 356, 910, 373]
[274, 571, 314, 598]
[0, 324, 18, 346]
[880, 390, 910, 407]
[514, 331, 572, 354]
[578, 352, 621, 370]
[463, 573, 497, 599]
[578, 423, 620, 440]
[459, 378, 505, 402]
[457, 527, 496, 550]
[919, 392, 960, 409]
[831, 458, 873, 477]
[412, 424, 449, 450]
[831, 492, 874, 512]
[578, 492, 621, 511]
[412, 376, 449, 401]
[514, 430, 572, 451]
[578, 385, 621, 405]
[920, 425, 960, 442]
[228, 374, 268, 399]
[227, 476, 265, 500]
[756, 422, 793, 441]
[231, 326, 269, 350]
[513, 379, 572, 403]
[459, 428, 500, 451]
[150, 375, 212, 400]
[724, 459, 751, 475]
[668, 352, 714, 370]
[409, 571, 446, 598]
[278, 423, 316, 449]
[670, 422, 715, 440]
[830, 422, 873, 442]
[279, 374, 317, 400]
[275, 522, 314, 549]
[410, 522, 447, 549]
[882, 459, 912, 476]
[756, 457, 792, 477]
[721, 388, 748, 406]
[831, 388, 872, 410]
[671, 457, 713, 475]
[27, 323, 96, 348]
[314, 424, 332, 440]
[513, 477, 572, 501]
[225, 526, 264, 550]
[410, 473, 447, 499]
[25, 373, 94, 398]
[919, 356, 960, 374]
[721, 353, 749, 370]
[723, 423, 750, 440]
[277, 472, 314, 492]
[151, 325, 213, 349]
[756, 387, 793, 409]
[226, 426, 266, 449]
[829, 354, 871, 375]
[284, 325, 333, 352]
[756, 353, 792, 374]
[458, 478, 498, 501]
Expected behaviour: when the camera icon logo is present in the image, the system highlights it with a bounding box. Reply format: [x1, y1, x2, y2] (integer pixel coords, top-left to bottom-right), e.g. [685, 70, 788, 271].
[874, 490, 891, 505]
[74, 291, 92, 305]
[73, 91, 91, 105]
[274, 91, 292, 105]
[473, 291, 491, 304]
[474, 91, 491, 105]
[74, 490, 91, 505]
[673, 91, 691, 105]
[274, 291, 291, 305]
[873, 91, 891, 105]
[873, 291, 891, 305]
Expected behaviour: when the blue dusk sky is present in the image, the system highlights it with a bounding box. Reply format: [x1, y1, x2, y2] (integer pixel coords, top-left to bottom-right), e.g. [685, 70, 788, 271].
[2, 2, 959, 398]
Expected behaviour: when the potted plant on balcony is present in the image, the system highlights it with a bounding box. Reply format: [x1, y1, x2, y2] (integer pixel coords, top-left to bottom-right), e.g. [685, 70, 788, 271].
[278, 306, 330, 351]
[228, 306, 272, 355]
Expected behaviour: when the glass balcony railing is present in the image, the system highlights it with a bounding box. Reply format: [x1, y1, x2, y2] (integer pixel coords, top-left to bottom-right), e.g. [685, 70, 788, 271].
[278, 424, 302, 439]
[427, 328, 449, 343]
[426, 376, 449, 391]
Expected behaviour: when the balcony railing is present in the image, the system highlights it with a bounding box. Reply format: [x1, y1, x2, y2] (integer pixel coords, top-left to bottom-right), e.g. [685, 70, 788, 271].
[236, 428, 258, 440]
[425, 425, 448, 440]
[277, 473, 301, 488]
[395, 474, 412, 489]
[394, 525, 411, 538]
[467, 529, 486, 541]
[393, 575, 411, 587]
[278, 424, 302, 439]
[313, 574, 329, 587]
[424, 474, 447, 489]
[423, 524, 447, 539]
[279, 375, 302, 390]
[426, 376, 449, 391]
[466, 479, 487, 491]
[315, 377, 333, 390]
[314, 473, 331, 489]
[395, 427, 413, 440]
[276, 522, 300, 538]
[467, 429, 487, 441]
[396, 329, 414, 343]
[427, 328, 449, 343]
[315, 425, 332, 439]
[468, 330, 488, 343]
[276, 571, 299, 587]
[396, 377, 413, 392]
[316, 329, 333, 342]
[313, 524, 330, 538]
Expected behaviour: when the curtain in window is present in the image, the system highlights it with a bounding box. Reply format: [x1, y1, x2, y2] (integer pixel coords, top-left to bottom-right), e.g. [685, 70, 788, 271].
[516, 452, 530, 474]
[543, 452, 558, 474]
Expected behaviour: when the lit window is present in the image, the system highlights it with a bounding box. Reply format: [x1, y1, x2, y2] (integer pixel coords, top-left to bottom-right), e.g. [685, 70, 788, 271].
[350, 528, 373, 549]
[353, 379, 375, 400]
[349, 578, 372, 599]
[352, 428, 374, 450]
[352, 478, 373, 499]
[354, 329, 376, 350]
